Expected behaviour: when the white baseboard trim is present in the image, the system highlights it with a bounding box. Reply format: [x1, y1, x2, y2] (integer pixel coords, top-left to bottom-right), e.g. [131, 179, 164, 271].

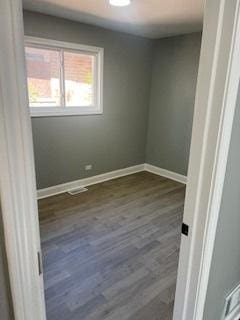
[37, 164, 145, 199]
[144, 163, 187, 184]
[37, 163, 187, 199]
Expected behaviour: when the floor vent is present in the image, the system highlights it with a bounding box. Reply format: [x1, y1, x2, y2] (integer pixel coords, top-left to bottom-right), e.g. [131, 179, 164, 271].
[68, 187, 88, 195]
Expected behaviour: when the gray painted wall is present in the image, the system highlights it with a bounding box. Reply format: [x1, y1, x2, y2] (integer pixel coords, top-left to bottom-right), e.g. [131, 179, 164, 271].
[146, 33, 202, 176]
[0, 203, 13, 320]
[203, 86, 240, 319]
[24, 12, 201, 189]
[23, 11, 153, 189]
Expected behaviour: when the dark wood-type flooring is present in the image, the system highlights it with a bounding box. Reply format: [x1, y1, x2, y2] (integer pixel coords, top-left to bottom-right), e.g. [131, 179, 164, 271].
[38, 171, 185, 320]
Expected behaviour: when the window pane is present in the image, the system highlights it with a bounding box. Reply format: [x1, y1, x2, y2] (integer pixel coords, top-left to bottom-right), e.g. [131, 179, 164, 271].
[64, 51, 94, 107]
[25, 47, 61, 107]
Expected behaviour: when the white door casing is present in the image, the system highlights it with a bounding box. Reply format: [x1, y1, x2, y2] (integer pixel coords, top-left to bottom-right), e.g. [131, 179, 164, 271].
[173, 0, 240, 319]
[0, 0, 46, 319]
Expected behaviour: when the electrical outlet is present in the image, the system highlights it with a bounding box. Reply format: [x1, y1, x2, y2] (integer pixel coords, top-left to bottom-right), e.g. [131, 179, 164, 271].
[85, 165, 92, 171]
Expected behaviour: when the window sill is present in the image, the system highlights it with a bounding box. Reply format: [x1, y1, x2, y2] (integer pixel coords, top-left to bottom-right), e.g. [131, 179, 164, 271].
[30, 107, 103, 118]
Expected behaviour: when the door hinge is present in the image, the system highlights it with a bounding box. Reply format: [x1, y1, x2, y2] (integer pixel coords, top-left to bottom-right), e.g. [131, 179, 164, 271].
[182, 223, 189, 236]
[37, 251, 43, 275]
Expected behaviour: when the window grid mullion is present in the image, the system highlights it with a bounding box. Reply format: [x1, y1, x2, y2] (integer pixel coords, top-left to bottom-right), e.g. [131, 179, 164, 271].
[94, 54, 98, 108]
[59, 49, 66, 108]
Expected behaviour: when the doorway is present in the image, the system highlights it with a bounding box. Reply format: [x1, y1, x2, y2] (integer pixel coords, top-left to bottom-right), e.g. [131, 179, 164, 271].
[1, 1, 240, 320]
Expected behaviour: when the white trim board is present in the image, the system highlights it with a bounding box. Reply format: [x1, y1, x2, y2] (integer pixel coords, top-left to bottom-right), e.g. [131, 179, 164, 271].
[173, 0, 240, 319]
[37, 163, 187, 199]
[37, 164, 144, 199]
[144, 164, 187, 184]
[0, 0, 46, 319]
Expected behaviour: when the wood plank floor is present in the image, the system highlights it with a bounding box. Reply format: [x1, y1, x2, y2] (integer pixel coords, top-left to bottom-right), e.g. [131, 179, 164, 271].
[38, 171, 186, 320]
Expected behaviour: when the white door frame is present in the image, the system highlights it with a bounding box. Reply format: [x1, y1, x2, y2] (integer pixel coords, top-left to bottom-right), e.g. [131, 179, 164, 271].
[0, 0, 46, 319]
[173, 0, 240, 319]
[1, 1, 240, 320]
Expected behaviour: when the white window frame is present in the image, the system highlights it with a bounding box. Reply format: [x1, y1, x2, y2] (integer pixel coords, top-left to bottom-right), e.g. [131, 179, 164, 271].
[25, 36, 104, 117]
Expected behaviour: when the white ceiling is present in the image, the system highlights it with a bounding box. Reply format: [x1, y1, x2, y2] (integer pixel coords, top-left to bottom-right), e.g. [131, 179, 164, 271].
[23, 0, 204, 39]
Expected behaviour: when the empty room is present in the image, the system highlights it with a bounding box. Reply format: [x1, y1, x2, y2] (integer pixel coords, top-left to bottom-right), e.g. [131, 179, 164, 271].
[3, 0, 240, 320]
[22, 1, 202, 319]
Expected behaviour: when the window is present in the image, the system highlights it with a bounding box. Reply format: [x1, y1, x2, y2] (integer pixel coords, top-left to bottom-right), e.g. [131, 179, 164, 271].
[25, 37, 103, 116]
